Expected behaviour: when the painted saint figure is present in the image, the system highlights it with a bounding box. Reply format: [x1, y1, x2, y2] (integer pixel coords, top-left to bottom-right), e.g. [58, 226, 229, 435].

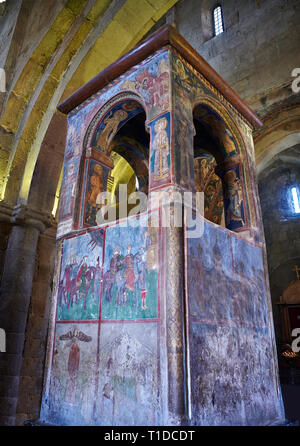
[177, 118, 193, 188]
[153, 117, 169, 181]
[96, 109, 128, 150]
[224, 169, 244, 226]
[76, 256, 88, 300]
[122, 245, 135, 305]
[137, 247, 148, 310]
[93, 256, 102, 304]
[60, 162, 76, 218]
[59, 326, 92, 405]
[88, 164, 104, 205]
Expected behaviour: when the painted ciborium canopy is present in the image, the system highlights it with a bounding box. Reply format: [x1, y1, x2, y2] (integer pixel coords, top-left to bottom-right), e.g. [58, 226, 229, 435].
[39, 25, 285, 426]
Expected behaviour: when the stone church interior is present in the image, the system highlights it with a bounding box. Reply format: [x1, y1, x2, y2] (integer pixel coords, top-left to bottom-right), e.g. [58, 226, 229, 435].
[0, 0, 300, 427]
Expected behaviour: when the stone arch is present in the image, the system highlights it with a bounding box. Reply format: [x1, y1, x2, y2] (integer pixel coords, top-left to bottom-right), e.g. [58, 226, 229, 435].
[83, 92, 147, 153]
[76, 93, 149, 227]
[192, 94, 246, 158]
[255, 104, 300, 175]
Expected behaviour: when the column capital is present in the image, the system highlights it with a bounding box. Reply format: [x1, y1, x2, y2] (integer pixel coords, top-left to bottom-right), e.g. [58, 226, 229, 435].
[0, 203, 55, 233]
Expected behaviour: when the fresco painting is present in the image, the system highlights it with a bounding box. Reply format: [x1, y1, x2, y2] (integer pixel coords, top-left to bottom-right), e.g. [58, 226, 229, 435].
[95, 323, 158, 425]
[65, 119, 86, 160]
[222, 165, 245, 231]
[189, 322, 280, 425]
[193, 105, 239, 158]
[83, 160, 111, 227]
[186, 220, 279, 424]
[91, 100, 144, 151]
[194, 155, 224, 225]
[120, 51, 169, 117]
[102, 212, 159, 321]
[186, 219, 268, 328]
[148, 112, 171, 188]
[40, 36, 284, 426]
[59, 157, 80, 220]
[231, 236, 268, 327]
[42, 323, 98, 426]
[173, 111, 195, 189]
[57, 229, 104, 321]
[187, 220, 233, 323]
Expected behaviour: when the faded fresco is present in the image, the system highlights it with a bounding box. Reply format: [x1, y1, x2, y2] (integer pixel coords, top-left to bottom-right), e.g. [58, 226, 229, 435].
[186, 219, 281, 425]
[231, 235, 268, 327]
[59, 158, 80, 221]
[57, 229, 104, 321]
[42, 323, 98, 425]
[173, 112, 195, 190]
[222, 165, 245, 230]
[102, 212, 159, 321]
[189, 322, 281, 425]
[187, 220, 233, 323]
[94, 323, 159, 425]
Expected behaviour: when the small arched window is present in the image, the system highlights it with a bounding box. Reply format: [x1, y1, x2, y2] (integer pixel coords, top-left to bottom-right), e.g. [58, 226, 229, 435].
[291, 186, 300, 214]
[213, 5, 224, 36]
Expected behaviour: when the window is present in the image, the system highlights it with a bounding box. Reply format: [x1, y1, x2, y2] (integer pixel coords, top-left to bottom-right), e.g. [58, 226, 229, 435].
[291, 186, 300, 214]
[213, 5, 224, 36]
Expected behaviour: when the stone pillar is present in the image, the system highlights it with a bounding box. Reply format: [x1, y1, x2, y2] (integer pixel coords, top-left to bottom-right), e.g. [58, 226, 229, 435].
[0, 205, 53, 425]
[165, 204, 186, 424]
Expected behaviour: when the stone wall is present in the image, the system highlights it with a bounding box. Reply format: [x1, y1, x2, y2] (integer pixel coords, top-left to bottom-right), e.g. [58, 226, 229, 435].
[258, 144, 300, 345]
[175, 0, 300, 116]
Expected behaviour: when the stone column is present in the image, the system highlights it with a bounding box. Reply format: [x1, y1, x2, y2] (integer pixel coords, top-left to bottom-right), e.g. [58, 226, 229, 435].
[165, 203, 186, 424]
[0, 205, 53, 425]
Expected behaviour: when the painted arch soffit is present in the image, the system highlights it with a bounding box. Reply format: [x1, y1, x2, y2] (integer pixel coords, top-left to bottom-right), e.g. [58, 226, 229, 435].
[193, 95, 247, 161]
[83, 92, 147, 154]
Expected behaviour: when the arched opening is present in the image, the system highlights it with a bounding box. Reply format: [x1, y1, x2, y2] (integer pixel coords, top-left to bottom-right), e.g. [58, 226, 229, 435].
[107, 108, 149, 220]
[81, 99, 149, 227]
[193, 103, 245, 231]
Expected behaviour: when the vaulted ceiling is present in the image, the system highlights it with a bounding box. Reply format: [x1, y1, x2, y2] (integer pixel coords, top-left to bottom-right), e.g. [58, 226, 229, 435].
[0, 0, 178, 213]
